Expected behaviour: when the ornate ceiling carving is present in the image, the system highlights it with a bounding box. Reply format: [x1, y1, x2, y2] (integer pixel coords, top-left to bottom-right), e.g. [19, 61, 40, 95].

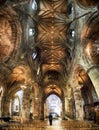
[0, 7, 22, 62]
[31, 0, 74, 89]
[0, 0, 98, 99]
[81, 13, 99, 65]
[7, 65, 32, 89]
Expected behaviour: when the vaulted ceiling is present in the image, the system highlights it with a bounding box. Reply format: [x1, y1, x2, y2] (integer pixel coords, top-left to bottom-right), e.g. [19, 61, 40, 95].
[0, 0, 99, 99]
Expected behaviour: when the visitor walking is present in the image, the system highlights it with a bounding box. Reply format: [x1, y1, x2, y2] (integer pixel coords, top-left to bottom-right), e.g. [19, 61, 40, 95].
[48, 114, 53, 125]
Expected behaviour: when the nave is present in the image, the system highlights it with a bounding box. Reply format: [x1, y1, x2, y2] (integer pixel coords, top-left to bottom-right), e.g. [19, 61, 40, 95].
[0, 1, 99, 130]
[0, 119, 99, 130]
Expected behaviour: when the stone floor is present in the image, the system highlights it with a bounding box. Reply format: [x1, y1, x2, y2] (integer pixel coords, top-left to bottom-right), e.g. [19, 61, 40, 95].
[46, 126, 63, 130]
[45, 119, 64, 130]
[45, 119, 99, 130]
[1, 118, 99, 130]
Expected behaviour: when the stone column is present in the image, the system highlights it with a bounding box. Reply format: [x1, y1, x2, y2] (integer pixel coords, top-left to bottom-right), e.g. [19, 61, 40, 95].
[22, 88, 30, 119]
[68, 98, 75, 118]
[44, 103, 46, 119]
[65, 96, 69, 113]
[33, 96, 40, 119]
[2, 96, 10, 116]
[29, 91, 34, 114]
[40, 101, 44, 120]
[65, 96, 74, 119]
[88, 67, 99, 98]
[62, 98, 65, 119]
[73, 85, 84, 120]
[0, 97, 2, 116]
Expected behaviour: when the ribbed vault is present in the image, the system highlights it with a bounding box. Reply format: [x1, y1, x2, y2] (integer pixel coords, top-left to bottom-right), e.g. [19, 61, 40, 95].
[0, 0, 99, 121]
[81, 12, 99, 65]
[0, 7, 22, 62]
[7, 65, 32, 89]
[32, 0, 74, 87]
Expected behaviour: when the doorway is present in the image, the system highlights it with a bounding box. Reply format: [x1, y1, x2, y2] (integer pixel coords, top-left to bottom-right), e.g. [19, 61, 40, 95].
[44, 94, 62, 119]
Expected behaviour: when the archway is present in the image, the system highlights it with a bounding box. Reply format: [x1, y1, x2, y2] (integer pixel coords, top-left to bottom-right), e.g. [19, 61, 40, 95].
[81, 12, 99, 97]
[40, 84, 65, 120]
[10, 90, 23, 116]
[73, 65, 98, 120]
[44, 94, 62, 119]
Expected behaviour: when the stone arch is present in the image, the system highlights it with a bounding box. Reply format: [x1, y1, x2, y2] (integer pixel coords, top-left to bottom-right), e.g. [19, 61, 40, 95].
[72, 64, 98, 120]
[80, 12, 99, 97]
[73, 65, 98, 103]
[7, 65, 32, 90]
[1, 86, 23, 117]
[44, 93, 63, 118]
[39, 84, 65, 119]
[0, 7, 22, 63]
[81, 12, 99, 65]
[11, 93, 20, 116]
[43, 92, 64, 120]
[42, 91, 64, 105]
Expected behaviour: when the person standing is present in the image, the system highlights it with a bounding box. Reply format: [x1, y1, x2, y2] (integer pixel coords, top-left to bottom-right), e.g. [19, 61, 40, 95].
[48, 114, 53, 125]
